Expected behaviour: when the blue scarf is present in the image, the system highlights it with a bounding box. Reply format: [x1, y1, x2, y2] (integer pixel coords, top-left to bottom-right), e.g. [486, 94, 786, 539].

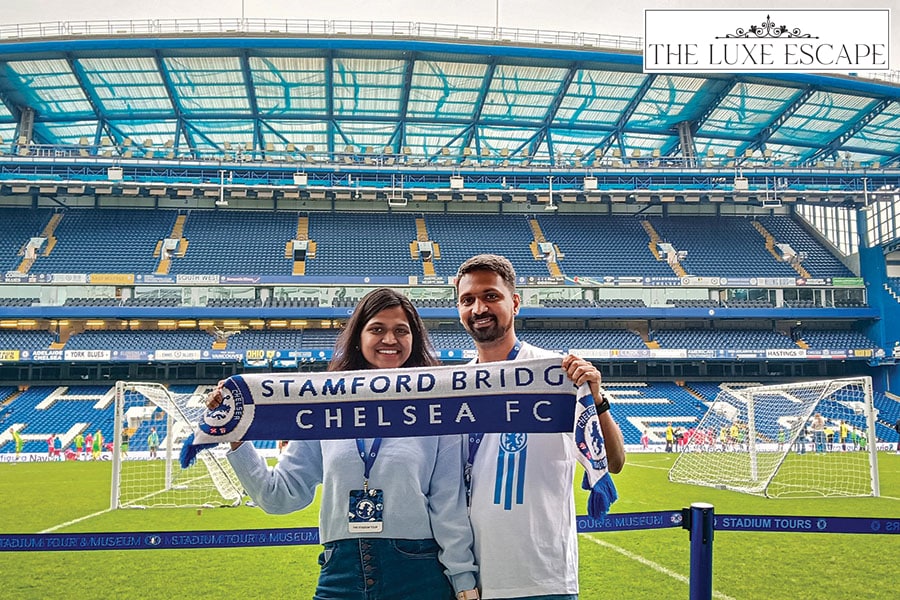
[181, 357, 617, 517]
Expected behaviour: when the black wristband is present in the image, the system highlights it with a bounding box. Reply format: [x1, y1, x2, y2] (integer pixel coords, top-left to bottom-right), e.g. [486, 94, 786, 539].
[595, 396, 611, 415]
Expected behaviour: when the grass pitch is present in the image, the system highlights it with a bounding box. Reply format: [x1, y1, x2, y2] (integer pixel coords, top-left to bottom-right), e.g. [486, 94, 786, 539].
[1, 452, 897, 600]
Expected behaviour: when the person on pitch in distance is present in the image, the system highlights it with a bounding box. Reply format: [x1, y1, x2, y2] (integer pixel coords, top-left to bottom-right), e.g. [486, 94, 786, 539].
[210, 288, 479, 600]
[454, 254, 625, 599]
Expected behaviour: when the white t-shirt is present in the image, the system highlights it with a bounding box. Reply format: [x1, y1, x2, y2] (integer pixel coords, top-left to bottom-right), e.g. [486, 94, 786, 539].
[468, 342, 579, 598]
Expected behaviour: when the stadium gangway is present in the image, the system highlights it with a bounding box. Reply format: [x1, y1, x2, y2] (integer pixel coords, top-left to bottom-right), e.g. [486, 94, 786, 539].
[2, 504, 899, 600]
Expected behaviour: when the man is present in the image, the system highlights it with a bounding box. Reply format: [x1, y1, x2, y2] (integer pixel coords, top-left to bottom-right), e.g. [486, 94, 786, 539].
[74, 431, 85, 460]
[92, 429, 103, 460]
[148, 427, 159, 459]
[454, 254, 625, 599]
[811, 413, 826, 453]
[12, 428, 23, 462]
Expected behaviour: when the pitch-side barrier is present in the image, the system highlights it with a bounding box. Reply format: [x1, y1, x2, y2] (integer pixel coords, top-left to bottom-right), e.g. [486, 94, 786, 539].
[2, 506, 898, 600]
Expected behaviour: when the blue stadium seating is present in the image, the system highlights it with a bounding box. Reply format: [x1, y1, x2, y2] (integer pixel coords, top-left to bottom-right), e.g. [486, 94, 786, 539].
[756, 216, 855, 278]
[647, 216, 798, 278]
[0, 386, 115, 454]
[652, 329, 796, 349]
[170, 210, 298, 276]
[226, 329, 306, 350]
[29, 209, 177, 275]
[66, 330, 215, 350]
[426, 214, 549, 279]
[518, 328, 647, 351]
[0, 330, 56, 349]
[305, 213, 421, 277]
[0, 208, 53, 273]
[796, 329, 880, 349]
[536, 214, 675, 278]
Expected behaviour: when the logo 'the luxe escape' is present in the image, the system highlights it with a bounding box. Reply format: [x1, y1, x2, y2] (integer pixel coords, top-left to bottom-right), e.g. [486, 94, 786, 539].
[644, 9, 890, 73]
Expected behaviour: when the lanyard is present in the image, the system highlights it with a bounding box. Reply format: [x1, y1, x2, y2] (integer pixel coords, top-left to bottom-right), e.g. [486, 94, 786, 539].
[355, 437, 383, 491]
[466, 340, 521, 471]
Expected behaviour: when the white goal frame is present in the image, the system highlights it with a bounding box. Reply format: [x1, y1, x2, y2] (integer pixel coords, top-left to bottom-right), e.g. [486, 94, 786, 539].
[111, 381, 244, 509]
[668, 377, 880, 498]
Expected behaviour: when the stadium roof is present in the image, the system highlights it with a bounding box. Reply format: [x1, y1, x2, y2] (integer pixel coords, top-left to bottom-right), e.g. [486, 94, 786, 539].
[1, 19, 899, 168]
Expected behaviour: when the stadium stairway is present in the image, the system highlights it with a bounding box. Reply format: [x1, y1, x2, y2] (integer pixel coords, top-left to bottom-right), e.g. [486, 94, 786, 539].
[527, 217, 563, 277]
[676, 381, 709, 404]
[641, 220, 685, 276]
[410, 217, 440, 277]
[752, 220, 811, 278]
[287, 214, 316, 276]
[16, 212, 62, 273]
[154, 214, 188, 275]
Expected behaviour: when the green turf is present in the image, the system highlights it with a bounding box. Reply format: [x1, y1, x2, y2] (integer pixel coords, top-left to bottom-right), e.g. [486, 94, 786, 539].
[1, 452, 897, 599]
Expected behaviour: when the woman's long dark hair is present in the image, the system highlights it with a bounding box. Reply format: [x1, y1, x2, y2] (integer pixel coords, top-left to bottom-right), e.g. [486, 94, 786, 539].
[328, 288, 440, 371]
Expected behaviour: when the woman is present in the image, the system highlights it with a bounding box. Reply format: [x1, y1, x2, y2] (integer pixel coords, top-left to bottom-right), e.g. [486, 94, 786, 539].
[213, 288, 478, 600]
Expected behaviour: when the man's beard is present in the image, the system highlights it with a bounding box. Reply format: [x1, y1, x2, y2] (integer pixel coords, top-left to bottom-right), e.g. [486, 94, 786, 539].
[464, 314, 510, 343]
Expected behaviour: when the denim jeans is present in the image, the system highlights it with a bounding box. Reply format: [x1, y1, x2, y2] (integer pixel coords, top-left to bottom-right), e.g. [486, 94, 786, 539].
[314, 538, 454, 600]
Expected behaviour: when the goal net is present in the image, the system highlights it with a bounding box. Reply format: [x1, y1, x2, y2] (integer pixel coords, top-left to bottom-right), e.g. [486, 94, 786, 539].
[668, 377, 879, 498]
[111, 381, 244, 509]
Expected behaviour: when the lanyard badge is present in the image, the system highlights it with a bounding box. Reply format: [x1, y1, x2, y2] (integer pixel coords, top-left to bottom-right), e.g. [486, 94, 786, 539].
[349, 438, 385, 533]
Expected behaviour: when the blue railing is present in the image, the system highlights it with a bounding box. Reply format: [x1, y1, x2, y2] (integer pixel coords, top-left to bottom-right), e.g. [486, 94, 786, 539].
[2, 505, 897, 600]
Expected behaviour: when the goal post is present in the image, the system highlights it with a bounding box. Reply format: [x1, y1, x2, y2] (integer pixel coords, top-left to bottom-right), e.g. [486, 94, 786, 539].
[111, 381, 245, 509]
[668, 377, 879, 499]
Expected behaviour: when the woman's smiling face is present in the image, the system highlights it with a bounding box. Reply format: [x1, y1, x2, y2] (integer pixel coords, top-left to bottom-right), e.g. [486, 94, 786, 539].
[359, 305, 413, 369]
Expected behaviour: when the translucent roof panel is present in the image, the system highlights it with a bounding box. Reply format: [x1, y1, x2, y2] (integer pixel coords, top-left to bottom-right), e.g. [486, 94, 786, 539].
[186, 120, 255, 152]
[749, 142, 803, 165]
[332, 58, 405, 118]
[476, 125, 539, 157]
[481, 64, 568, 122]
[35, 120, 98, 145]
[773, 91, 874, 147]
[0, 123, 17, 145]
[693, 137, 744, 160]
[404, 123, 470, 156]
[838, 101, 900, 156]
[407, 61, 487, 120]
[110, 120, 178, 147]
[619, 133, 671, 157]
[334, 121, 396, 152]
[544, 129, 610, 161]
[263, 120, 328, 150]
[0, 38, 896, 166]
[5, 59, 93, 117]
[162, 56, 250, 115]
[77, 57, 172, 116]
[554, 70, 646, 127]
[698, 82, 798, 138]
[250, 56, 326, 116]
[629, 75, 706, 129]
